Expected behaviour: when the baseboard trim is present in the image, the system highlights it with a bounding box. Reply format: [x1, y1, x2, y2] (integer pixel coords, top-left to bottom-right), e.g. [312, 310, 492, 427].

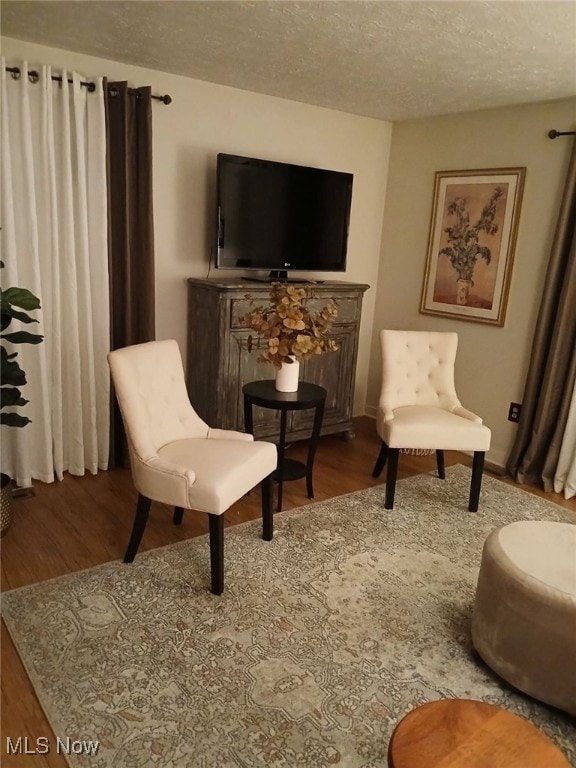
[484, 460, 507, 477]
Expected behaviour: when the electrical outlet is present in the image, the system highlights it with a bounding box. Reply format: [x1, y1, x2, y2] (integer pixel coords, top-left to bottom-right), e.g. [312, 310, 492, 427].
[508, 402, 522, 423]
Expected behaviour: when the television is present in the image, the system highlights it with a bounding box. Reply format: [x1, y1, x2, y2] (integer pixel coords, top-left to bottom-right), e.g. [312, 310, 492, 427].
[215, 153, 353, 279]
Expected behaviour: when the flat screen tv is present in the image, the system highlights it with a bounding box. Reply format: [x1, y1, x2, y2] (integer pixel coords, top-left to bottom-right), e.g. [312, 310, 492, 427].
[215, 153, 353, 279]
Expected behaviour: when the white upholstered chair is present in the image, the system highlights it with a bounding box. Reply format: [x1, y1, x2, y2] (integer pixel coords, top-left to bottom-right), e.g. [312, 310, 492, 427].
[372, 330, 491, 511]
[108, 339, 277, 594]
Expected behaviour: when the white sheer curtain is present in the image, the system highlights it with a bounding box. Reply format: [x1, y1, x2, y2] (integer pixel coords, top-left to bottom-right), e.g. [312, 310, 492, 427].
[554, 381, 576, 499]
[1, 60, 110, 486]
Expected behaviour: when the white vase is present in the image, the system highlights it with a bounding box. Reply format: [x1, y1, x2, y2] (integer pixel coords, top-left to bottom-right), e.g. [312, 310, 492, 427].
[275, 356, 300, 392]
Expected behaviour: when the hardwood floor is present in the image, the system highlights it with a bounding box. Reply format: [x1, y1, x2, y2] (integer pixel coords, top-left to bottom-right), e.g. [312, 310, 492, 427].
[1, 416, 574, 766]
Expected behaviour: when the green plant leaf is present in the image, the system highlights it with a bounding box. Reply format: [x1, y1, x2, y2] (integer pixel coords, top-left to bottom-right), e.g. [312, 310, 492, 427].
[0, 273, 43, 431]
[1, 331, 44, 345]
[0, 387, 28, 409]
[0, 412, 31, 428]
[0, 287, 41, 311]
[0, 348, 27, 386]
[3, 307, 39, 325]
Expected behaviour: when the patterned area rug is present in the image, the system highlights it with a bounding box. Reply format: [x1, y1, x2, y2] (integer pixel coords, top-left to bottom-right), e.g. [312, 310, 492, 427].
[3, 466, 575, 767]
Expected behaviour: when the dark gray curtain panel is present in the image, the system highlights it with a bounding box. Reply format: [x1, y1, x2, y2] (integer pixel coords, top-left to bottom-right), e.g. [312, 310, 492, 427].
[507, 137, 576, 489]
[106, 81, 156, 467]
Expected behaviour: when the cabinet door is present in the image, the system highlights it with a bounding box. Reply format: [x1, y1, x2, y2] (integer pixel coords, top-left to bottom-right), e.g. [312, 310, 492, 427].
[292, 324, 356, 433]
[229, 330, 286, 438]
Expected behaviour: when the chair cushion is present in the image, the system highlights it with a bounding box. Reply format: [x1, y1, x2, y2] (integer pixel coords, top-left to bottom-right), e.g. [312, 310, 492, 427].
[379, 405, 491, 451]
[155, 437, 277, 513]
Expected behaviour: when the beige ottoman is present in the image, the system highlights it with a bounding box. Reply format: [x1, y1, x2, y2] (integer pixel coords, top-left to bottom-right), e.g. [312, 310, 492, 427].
[472, 520, 576, 716]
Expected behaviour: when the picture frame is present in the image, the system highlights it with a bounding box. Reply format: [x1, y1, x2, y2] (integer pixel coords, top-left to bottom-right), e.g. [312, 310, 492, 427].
[420, 167, 526, 326]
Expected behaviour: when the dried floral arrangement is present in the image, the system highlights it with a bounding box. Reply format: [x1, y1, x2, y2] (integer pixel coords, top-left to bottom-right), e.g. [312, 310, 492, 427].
[240, 282, 338, 368]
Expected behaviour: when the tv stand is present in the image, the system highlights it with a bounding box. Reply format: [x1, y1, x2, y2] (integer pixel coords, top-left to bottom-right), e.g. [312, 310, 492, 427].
[269, 269, 288, 281]
[186, 278, 369, 443]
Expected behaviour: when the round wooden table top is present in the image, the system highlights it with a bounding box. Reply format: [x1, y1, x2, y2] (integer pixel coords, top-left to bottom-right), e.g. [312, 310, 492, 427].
[387, 699, 571, 768]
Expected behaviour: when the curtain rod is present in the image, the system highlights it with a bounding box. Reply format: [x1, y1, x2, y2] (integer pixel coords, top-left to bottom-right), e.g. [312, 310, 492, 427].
[548, 129, 576, 139]
[5, 66, 172, 104]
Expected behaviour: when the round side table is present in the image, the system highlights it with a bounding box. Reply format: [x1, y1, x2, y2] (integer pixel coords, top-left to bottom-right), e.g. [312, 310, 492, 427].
[243, 380, 326, 511]
[388, 699, 571, 768]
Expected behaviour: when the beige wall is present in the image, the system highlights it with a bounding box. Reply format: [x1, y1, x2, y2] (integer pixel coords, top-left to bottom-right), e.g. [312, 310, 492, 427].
[369, 98, 576, 467]
[2, 37, 392, 415]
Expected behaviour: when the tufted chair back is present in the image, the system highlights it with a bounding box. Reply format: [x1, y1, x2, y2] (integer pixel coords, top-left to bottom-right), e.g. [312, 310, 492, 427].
[378, 330, 462, 419]
[372, 329, 491, 513]
[109, 339, 210, 464]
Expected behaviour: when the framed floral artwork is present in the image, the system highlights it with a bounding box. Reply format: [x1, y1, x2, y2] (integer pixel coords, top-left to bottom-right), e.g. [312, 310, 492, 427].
[420, 167, 526, 325]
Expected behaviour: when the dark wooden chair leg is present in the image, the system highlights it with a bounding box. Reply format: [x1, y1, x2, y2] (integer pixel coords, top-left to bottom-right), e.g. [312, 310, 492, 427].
[262, 473, 274, 541]
[469, 451, 485, 512]
[208, 513, 224, 595]
[436, 450, 446, 480]
[385, 448, 400, 509]
[173, 506, 184, 525]
[372, 441, 389, 478]
[124, 494, 151, 563]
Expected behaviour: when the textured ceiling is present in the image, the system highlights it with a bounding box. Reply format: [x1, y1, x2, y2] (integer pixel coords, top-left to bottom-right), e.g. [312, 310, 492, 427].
[2, 0, 576, 121]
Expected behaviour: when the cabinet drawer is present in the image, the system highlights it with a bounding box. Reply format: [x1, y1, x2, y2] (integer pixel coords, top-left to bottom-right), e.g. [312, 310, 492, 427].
[230, 298, 259, 329]
[230, 296, 360, 329]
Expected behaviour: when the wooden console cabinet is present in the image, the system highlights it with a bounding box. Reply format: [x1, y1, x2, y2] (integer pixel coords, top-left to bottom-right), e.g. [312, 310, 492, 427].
[186, 277, 369, 442]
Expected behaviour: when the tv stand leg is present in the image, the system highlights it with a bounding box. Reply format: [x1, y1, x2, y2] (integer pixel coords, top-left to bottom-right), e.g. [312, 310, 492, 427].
[269, 270, 288, 281]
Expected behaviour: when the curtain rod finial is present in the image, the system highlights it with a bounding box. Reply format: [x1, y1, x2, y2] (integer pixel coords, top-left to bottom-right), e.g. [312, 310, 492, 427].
[548, 129, 576, 139]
